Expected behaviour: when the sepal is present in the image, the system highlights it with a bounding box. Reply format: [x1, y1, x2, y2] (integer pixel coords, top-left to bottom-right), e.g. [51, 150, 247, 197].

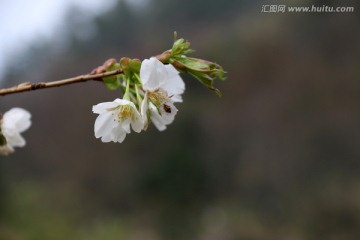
[172, 57, 225, 96]
[92, 58, 123, 90]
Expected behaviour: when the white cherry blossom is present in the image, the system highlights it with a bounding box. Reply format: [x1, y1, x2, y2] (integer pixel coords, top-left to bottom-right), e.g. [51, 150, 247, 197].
[0, 108, 31, 155]
[92, 99, 143, 143]
[140, 57, 184, 131]
[140, 57, 185, 102]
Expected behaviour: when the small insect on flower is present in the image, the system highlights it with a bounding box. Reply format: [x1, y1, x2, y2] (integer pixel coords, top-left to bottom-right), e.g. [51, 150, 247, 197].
[163, 104, 172, 113]
[140, 57, 185, 131]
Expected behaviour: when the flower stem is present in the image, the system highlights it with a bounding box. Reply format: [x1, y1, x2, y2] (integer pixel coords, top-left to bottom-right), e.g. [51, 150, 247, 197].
[123, 79, 131, 101]
[134, 84, 143, 108]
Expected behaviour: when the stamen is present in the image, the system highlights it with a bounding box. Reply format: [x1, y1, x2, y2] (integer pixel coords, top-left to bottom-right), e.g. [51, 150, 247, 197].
[148, 89, 169, 107]
[117, 105, 134, 122]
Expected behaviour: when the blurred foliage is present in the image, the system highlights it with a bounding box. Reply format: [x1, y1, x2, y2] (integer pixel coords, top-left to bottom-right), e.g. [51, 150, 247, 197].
[1, 0, 360, 239]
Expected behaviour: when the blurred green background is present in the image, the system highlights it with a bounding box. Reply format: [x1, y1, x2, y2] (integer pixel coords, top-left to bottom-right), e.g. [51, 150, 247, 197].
[1, 0, 360, 239]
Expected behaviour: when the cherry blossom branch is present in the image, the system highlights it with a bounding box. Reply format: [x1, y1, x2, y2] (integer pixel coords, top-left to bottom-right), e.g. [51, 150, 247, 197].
[0, 69, 124, 96]
[0, 34, 226, 155]
[0, 52, 172, 97]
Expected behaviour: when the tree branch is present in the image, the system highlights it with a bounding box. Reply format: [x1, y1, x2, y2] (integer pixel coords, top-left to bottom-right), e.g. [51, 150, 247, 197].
[0, 51, 173, 97]
[0, 69, 124, 96]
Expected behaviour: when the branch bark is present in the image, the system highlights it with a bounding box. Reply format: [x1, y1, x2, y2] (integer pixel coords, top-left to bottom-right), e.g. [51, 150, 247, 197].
[0, 69, 124, 96]
[0, 51, 173, 96]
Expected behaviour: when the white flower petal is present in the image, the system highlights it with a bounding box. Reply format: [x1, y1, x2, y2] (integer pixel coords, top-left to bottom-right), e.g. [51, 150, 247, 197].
[101, 133, 113, 143]
[1, 107, 31, 153]
[165, 63, 180, 77]
[140, 57, 167, 91]
[165, 65, 185, 90]
[149, 103, 167, 131]
[2, 108, 31, 132]
[111, 126, 127, 143]
[159, 101, 178, 124]
[93, 98, 144, 143]
[5, 131, 26, 147]
[131, 111, 144, 133]
[94, 111, 116, 142]
[92, 101, 119, 114]
[140, 92, 149, 128]
[163, 65, 185, 102]
[121, 119, 131, 134]
[170, 95, 183, 103]
[150, 117, 167, 131]
[114, 98, 133, 106]
[115, 99, 140, 115]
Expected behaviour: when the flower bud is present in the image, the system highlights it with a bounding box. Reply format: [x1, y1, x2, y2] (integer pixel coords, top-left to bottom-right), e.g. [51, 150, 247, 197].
[172, 57, 225, 96]
[120, 57, 141, 74]
[103, 58, 117, 69]
[90, 66, 107, 75]
[155, 50, 171, 63]
[99, 59, 122, 90]
[167, 33, 225, 96]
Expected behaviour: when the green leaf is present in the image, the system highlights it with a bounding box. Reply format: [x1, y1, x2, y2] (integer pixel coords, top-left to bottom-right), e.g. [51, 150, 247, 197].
[188, 70, 222, 97]
[107, 63, 120, 71]
[171, 56, 225, 96]
[177, 57, 209, 71]
[170, 37, 194, 58]
[169, 33, 226, 96]
[103, 75, 122, 90]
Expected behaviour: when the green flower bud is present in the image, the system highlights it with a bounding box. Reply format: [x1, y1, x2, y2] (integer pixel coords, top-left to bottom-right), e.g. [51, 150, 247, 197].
[172, 57, 226, 96]
[120, 58, 142, 85]
[168, 33, 226, 96]
[99, 58, 122, 90]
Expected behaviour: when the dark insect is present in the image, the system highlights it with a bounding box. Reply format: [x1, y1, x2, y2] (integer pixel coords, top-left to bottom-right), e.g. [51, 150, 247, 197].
[163, 104, 171, 113]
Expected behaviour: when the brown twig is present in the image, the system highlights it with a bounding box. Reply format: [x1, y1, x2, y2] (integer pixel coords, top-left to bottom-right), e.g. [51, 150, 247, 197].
[0, 51, 171, 97]
[0, 69, 124, 96]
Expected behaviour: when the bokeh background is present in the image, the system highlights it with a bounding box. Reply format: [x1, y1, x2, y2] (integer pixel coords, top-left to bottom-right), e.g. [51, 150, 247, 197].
[1, 0, 360, 239]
